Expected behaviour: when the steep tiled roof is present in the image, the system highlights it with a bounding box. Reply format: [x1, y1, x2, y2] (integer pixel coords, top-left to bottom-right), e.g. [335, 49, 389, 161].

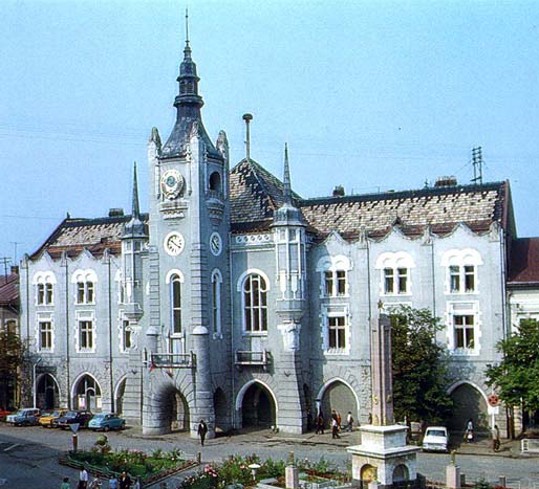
[229, 158, 509, 239]
[507, 238, 539, 285]
[30, 215, 148, 260]
[0, 272, 19, 307]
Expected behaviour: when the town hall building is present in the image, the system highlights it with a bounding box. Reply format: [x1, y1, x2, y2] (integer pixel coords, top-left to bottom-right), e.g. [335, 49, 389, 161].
[19, 33, 527, 438]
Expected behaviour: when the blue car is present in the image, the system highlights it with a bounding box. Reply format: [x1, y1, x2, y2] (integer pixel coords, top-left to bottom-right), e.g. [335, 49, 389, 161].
[88, 413, 126, 431]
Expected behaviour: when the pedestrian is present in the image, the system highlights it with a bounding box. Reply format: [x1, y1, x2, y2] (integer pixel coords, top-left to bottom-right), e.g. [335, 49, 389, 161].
[368, 412, 373, 424]
[492, 424, 500, 452]
[89, 476, 102, 489]
[118, 471, 132, 489]
[61, 477, 71, 489]
[331, 417, 340, 439]
[197, 419, 208, 446]
[336, 411, 342, 430]
[315, 413, 324, 434]
[133, 477, 142, 489]
[345, 411, 354, 432]
[465, 418, 474, 442]
[108, 475, 118, 489]
[79, 468, 89, 489]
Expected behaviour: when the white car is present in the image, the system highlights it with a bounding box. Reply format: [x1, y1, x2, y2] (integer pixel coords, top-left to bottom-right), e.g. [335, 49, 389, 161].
[422, 426, 449, 452]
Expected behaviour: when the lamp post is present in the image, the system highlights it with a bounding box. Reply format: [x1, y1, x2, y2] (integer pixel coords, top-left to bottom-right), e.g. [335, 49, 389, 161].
[248, 463, 261, 482]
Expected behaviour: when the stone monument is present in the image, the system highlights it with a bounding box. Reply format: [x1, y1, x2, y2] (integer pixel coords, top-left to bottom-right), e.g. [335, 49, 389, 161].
[347, 312, 420, 488]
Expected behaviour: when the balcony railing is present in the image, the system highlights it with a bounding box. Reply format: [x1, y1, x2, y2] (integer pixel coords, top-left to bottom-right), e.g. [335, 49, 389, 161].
[149, 351, 196, 369]
[235, 350, 271, 370]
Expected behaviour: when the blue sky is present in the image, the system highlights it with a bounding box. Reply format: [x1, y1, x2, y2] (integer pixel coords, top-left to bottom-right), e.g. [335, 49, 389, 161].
[1, 0, 538, 264]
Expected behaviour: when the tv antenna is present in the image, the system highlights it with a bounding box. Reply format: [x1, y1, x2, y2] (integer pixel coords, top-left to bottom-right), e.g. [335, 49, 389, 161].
[471, 146, 483, 185]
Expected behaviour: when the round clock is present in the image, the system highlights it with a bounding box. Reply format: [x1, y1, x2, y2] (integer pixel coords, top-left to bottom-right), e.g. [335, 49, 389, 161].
[164, 232, 185, 256]
[161, 169, 184, 200]
[209, 232, 222, 256]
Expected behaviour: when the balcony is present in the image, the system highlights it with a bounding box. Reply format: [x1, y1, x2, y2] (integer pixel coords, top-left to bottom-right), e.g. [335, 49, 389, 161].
[234, 350, 271, 370]
[149, 351, 196, 369]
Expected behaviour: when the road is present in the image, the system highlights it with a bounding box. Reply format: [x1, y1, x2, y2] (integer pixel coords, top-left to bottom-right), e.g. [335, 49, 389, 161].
[1, 424, 538, 489]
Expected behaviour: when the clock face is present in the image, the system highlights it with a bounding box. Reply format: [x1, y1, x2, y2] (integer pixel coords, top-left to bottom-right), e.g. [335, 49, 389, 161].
[161, 169, 184, 200]
[164, 232, 185, 256]
[209, 232, 222, 256]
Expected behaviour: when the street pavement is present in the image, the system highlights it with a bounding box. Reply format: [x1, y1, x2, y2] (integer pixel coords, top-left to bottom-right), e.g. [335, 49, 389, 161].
[1, 423, 538, 489]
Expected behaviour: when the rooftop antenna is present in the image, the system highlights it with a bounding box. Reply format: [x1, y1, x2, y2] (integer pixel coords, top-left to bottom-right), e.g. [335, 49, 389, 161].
[471, 146, 483, 185]
[243, 113, 253, 162]
[0, 256, 10, 283]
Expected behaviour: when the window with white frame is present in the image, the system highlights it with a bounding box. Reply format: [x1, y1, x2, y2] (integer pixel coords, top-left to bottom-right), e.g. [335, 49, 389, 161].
[33, 272, 56, 306]
[38, 320, 53, 351]
[376, 252, 414, 296]
[78, 319, 94, 351]
[240, 271, 268, 333]
[121, 319, 132, 352]
[165, 270, 184, 355]
[447, 301, 480, 355]
[211, 269, 223, 337]
[317, 255, 351, 298]
[72, 269, 97, 305]
[442, 249, 482, 294]
[115, 270, 125, 304]
[322, 306, 350, 354]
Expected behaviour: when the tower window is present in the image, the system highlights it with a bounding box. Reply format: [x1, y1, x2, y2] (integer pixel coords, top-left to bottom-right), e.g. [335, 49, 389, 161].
[242, 273, 268, 333]
[209, 171, 221, 193]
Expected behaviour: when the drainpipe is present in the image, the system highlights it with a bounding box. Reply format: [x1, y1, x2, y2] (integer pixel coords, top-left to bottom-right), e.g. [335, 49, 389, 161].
[107, 252, 114, 413]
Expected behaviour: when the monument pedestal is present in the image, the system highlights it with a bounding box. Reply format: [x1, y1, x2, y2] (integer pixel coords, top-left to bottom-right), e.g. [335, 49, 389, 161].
[347, 424, 420, 488]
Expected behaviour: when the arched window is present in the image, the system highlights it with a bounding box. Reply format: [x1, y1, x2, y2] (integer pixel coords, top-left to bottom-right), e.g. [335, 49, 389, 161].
[33, 272, 56, 306]
[316, 256, 351, 298]
[375, 252, 415, 296]
[442, 249, 483, 294]
[209, 171, 221, 193]
[211, 269, 223, 337]
[170, 274, 182, 335]
[241, 273, 268, 333]
[72, 269, 97, 305]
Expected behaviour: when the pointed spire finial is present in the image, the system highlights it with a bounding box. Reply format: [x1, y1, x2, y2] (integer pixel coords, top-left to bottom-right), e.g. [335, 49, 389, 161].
[132, 161, 140, 220]
[283, 143, 291, 203]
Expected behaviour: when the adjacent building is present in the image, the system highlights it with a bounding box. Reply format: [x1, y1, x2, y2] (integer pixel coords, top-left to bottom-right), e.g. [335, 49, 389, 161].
[19, 35, 527, 437]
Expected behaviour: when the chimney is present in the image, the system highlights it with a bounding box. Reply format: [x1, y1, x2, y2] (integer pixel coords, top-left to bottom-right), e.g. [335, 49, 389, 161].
[434, 176, 457, 188]
[243, 113, 253, 161]
[109, 208, 124, 217]
[333, 185, 345, 197]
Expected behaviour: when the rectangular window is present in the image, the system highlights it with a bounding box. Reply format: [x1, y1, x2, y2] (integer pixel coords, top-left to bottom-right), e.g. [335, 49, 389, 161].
[464, 265, 475, 292]
[79, 320, 94, 350]
[384, 268, 394, 294]
[77, 282, 85, 304]
[37, 284, 45, 305]
[122, 320, 132, 351]
[397, 268, 408, 293]
[328, 316, 346, 349]
[324, 271, 334, 296]
[39, 321, 53, 351]
[336, 271, 346, 296]
[45, 283, 53, 304]
[454, 314, 474, 349]
[449, 266, 460, 293]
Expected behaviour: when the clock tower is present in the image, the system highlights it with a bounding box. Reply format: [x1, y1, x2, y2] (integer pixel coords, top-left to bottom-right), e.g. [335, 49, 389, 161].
[143, 31, 231, 437]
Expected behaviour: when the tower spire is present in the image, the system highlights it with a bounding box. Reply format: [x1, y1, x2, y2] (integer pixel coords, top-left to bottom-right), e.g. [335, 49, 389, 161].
[185, 7, 190, 47]
[132, 161, 140, 220]
[283, 143, 291, 204]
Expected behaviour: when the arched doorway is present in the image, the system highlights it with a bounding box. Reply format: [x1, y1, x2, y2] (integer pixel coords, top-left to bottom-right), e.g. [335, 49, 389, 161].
[318, 379, 358, 428]
[360, 464, 377, 489]
[393, 464, 409, 483]
[162, 388, 189, 433]
[449, 382, 488, 433]
[36, 374, 60, 409]
[73, 374, 102, 412]
[240, 382, 276, 430]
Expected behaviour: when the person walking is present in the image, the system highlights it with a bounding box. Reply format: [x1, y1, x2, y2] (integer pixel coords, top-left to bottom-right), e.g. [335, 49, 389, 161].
[345, 411, 354, 432]
[108, 475, 118, 489]
[331, 417, 340, 439]
[79, 468, 89, 489]
[315, 413, 324, 434]
[465, 418, 474, 443]
[60, 477, 71, 489]
[492, 424, 500, 452]
[197, 419, 208, 446]
[118, 471, 132, 489]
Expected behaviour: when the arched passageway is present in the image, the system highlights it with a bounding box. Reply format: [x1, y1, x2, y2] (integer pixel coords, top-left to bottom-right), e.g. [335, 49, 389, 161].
[449, 383, 488, 433]
[36, 374, 59, 409]
[73, 374, 102, 412]
[318, 380, 357, 428]
[241, 382, 276, 430]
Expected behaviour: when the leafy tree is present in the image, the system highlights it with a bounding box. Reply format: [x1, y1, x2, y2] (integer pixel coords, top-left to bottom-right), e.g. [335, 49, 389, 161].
[389, 305, 454, 424]
[486, 318, 539, 426]
[0, 329, 24, 409]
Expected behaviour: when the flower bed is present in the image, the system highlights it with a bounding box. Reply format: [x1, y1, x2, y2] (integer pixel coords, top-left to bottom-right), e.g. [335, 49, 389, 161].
[60, 447, 197, 486]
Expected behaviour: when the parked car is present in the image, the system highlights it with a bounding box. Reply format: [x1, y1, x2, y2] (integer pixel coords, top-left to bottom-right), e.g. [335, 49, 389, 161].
[53, 410, 93, 430]
[422, 426, 449, 452]
[88, 413, 126, 431]
[5, 408, 41, 426]
[0, 408, 14, 422]
[38, 409, 69, 428]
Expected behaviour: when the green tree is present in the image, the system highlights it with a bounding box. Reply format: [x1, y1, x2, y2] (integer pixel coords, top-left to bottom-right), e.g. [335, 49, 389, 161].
[486, 318, 539, 426]
[0, 329, 24, 408]
[389, 306, 454, 424]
